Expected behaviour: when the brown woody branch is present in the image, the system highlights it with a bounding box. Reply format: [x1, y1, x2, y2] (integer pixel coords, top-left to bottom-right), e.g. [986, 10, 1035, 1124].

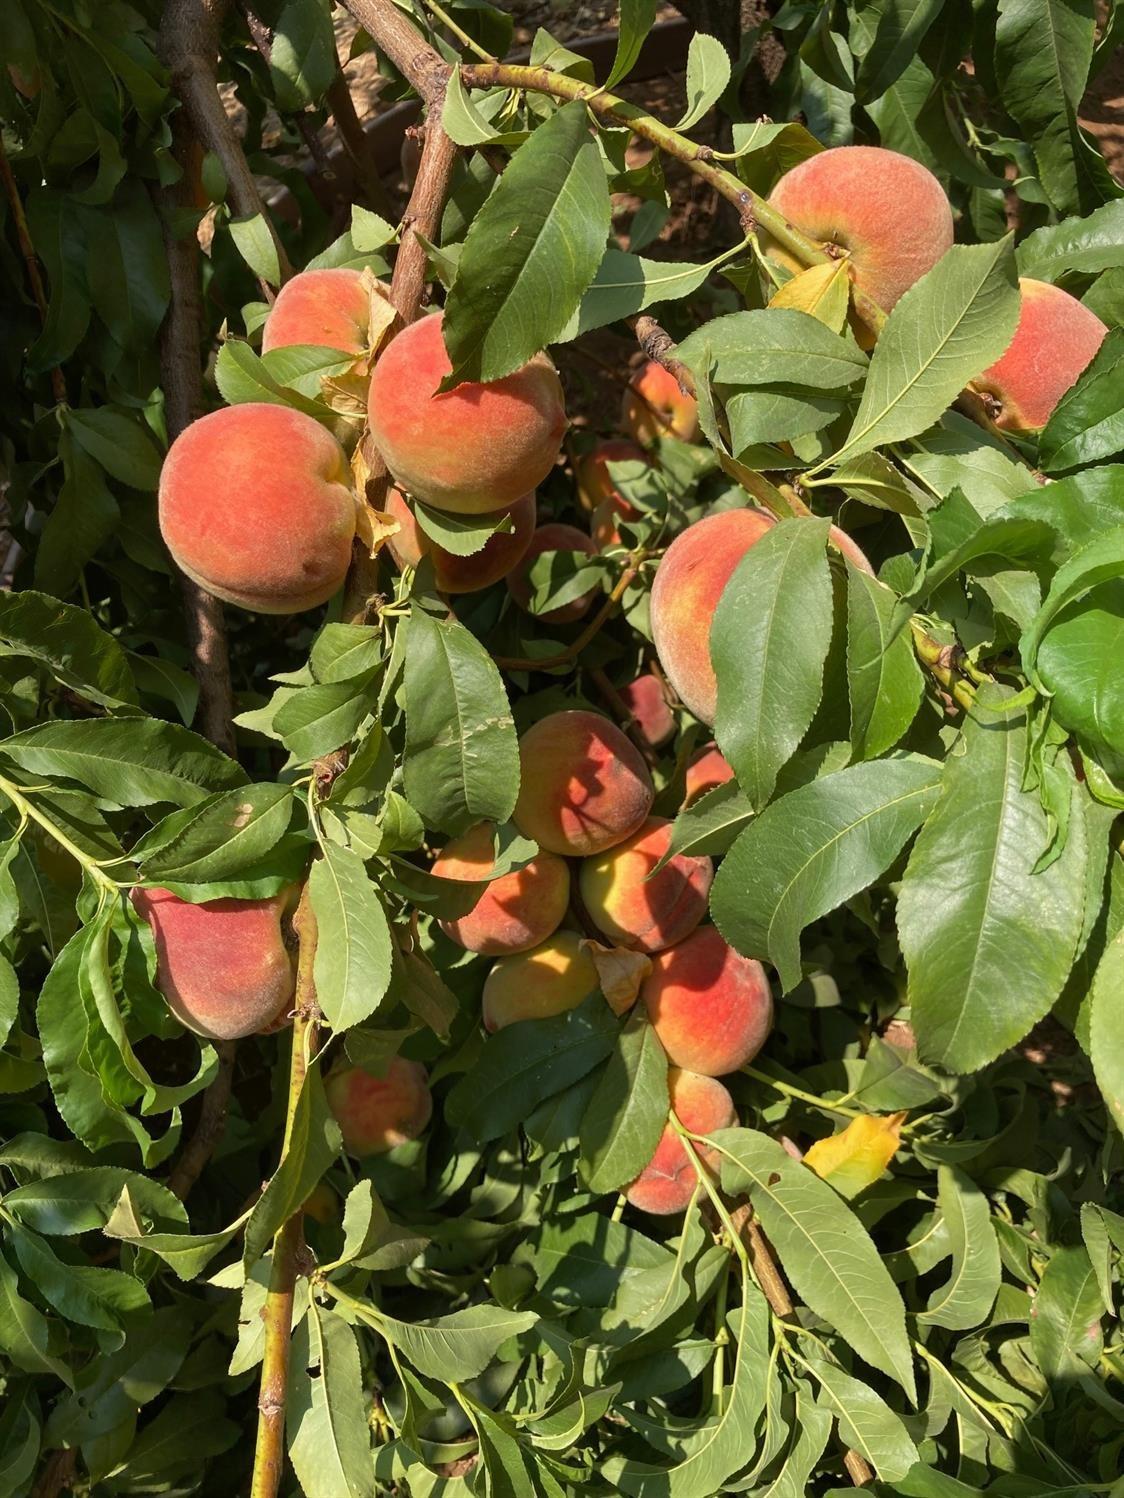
[326, 61, 396, 217]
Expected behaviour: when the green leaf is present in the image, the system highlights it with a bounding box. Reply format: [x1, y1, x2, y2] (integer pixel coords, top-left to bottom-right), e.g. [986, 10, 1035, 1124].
[917, 1167, 1001, 1330]
[412, 500, 513, 558]
[243, 1065, 342, 1269]
[273, 677, 377, 763]
[1036, 581, 1124, 764]
[270, 0, 336, 111]
[606, 0, 658, 87]
[712, 517, 834, 810]
[65, 407, 162, 490]
[0, 1249, 74, 1383]
[1017, 200, 1124, 280]
[287, 1302, 376, 1498]
[309, 844, 393, 1032]
[0, 589, 138, 708]
[854, 0, 943, 102]
[846, 568, 925, 760]
[24, 189, 90, 373]
[727, 387, 846, 448]
[105, 1210, 252, 1281]
[717, 1128, 916, 1399]
[1039, 326, 1124, 473]
[898, 695, 1088, 1073]
[446, 994, 617, 1143]
[559, 247, 719, 341]
[675, 33, 732, 130]
[678, 308, 868, 391]
[402, 606, 519, 837]
[214, 339, 332, 419]
[1022, 524, 1124, 679]
[442, 100, 611, 384]
[828, 240, 1020, 465]
[1, 1167, 186, 1237]
[711, 757, 942, 992]
[372, 1303, 539, 1382]
[1029, 1245, 1103, 1379]
[579, 1004, 668, 1195]
[800, 1355, 919, 1482]
[35, 436, 119, 599]
[1088, 926, 1124, 1134]
[228, 212, 281, 287]
[128, 653, 199, 725]
[658, 779, 755, 865]
[138, 784, 295, 883]
[9, 1224, 148, 1334]
[0, 717, 246, 808]
[309, 624, 383, 685]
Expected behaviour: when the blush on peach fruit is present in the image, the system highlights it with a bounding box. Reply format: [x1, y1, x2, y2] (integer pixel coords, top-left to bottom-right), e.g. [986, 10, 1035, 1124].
[261, 267, 386, 360]
[506, 523, 599, 624]
[325, 1057, 433, 1156]
[767, 146, 954, 312]
[622, 360, 700, 446]
[513, 710, 654, 857]
[830, 524, 875, 575]
[481, 930, 601, 1031]
[642, 925, 773, 1076]
[650, 507, 776, 725]
[131, 886, 297, 1041]
[626, 1069, 736, 1215]
[684, 743, 735, 805]
[618, 672, 675, 749]
[367, 311, 567, 514]
[432, 820, 570, 956]
[158, 403, 356, 613]
[971, 278, 1108, 434]
[575, 438, 649, 513]
[579, 817, 713, 954]
[591, 497, 636, 551]
[385, 488, 536, 594]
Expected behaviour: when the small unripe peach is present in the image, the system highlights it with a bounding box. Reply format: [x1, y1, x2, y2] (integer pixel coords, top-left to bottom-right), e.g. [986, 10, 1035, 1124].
[326, 1057, 433, 1156]
[261, 267, 387, 360]
[158, 404, 356, 614]
[579, 818, 712, 954]
[626, 1069, 736, 1215]
[131, 886, 297, 1040]
[513, 710, 654, 857]
[575, 438, 649, 513]
[385, 488, 536, 594]
[642, 925, 772, 1076]
[432, 820, 570, 956]
[301, 1183, 338, 1223]
[622, 361, 700, 446]
[618, 673, 675, 749]
[684, 743, 735, 805]
[367, 312, 567, 514]
[481, 930, 600, 1031]
[506, 523, 599, 623]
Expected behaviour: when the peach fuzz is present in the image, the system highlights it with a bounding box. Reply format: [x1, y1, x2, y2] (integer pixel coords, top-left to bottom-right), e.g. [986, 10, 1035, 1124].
[507, 523, 599, 624]
[575, 438, 649, 514]
[684, 743, 735, 806]
[432, 820, 570, 956]
[131, 886, 296, 1041]
[325, 1057, 433, 1156]
[972, 278, 1108, 433]
[642, 925, 773, 1077]
[619, 673, 675, 749]
[261, 267, 385, 359]
[622, 360, 700, 446]
[650, 507, 776, 725]
[513, 710, 654, 857]
[367, 311, 567, 514]
[579, 817, 712, 954]
[626, 1069, 736, 1215]
[158, 404, 356, 614]
[767, 146, 953, 312]
[482, 930, 601, 1032]
[385, 488, 536, 594]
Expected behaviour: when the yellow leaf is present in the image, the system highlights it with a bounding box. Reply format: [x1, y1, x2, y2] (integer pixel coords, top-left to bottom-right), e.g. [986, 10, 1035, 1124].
[768, 259, 851, 332]
[803, 1112, 906, 1198]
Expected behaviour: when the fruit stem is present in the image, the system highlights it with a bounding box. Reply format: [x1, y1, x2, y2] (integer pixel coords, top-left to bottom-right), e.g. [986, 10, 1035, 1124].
[0, 773, 121, 895]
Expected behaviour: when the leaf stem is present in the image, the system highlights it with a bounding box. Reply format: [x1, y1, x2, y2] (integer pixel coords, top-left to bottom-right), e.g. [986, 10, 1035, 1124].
[742, 1064, 866, 1120]
[419, 0, 495, 61]
[0, 773, 120, 894]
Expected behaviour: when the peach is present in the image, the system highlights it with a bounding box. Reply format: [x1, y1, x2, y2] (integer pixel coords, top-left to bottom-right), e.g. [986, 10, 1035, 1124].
[618, 673, 675, 749]
[158, 404, 356, 613]
[131, 886, 296, 1041]
[830, 524, 875, 574]
[367, 311, 567, 514]
[767, 146, 954, 312]
[591, 497, 636, 551]
[971, 278, 1108, 433]
[650, 508, 776, 725]
[385, 488, 536, 594]
[642, 925, 772, 1076]
[579, 818, 712, 954]
[301, 1182, 338, 1223]
[575, 438, 649, 513]
[684, 743, 735, 805]
[325, 1057, 433, 1156]
[626, 1069, 736, 1215]
[513, 710, 654, 857]
[506, 523, 599, 624]
[481, 930, 600, 1031]
[432, 820, 570, 956]
[261, 267, 386, 359]
[622, 360, 700, 446]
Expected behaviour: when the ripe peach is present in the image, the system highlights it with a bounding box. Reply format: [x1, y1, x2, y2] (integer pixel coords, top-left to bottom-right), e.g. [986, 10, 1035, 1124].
[325, 1057, 433, 1156]
[261, 267, 386, 359]
[432, 820, 570, 956]
[830, 524, 875, 575]
[513, 710, 654, 857]
[972, 278, 1108, 433]
[506, 523, 599, 624]
[385, 488, 536, 594]
[684, 743, 735, 805]
[481, 930, 600, 1031]
[131, 886, 296, 1040]
[579, 818, 713, 954]
[650, 508, 776, 725]
[767, 146, 954, 312]
[367, 311, 567, 514]
[626, 1069, 736, 1215]
[618, 673, 674, 749]
[591, 497, 636, 551]
[642, 925, 772, 1076]
[575, 438, 648, 513]
[158, 404, 356, 613]
[622, 360, 700, 446]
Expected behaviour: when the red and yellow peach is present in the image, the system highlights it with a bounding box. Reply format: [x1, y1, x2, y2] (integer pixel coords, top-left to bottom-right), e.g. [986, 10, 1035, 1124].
[385, 488, 536, 594]
[325, 1057, 433, 1155]
[579, 818, 712, 954]
[481, 930, 600, 1031]
[432, 821, 570, 956]
[642, 925, 772, 1076]
[626, 1068, 736, 1215]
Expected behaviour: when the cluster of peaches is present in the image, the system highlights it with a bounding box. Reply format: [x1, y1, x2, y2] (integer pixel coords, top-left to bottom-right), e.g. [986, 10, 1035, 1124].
[140, 144, 1109, 1214]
